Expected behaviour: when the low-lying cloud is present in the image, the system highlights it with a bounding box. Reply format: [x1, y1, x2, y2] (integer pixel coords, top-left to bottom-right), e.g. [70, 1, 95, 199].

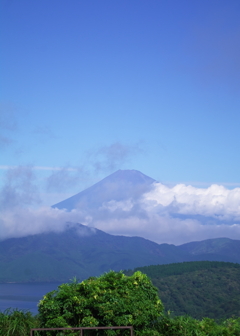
[1, 166, 240, 245]
[0, 207, 97, 241]
[0, 166, 90, 240]
[80, 182, 240, 245]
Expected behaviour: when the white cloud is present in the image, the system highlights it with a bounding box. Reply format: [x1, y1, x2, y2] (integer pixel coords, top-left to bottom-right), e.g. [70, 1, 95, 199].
[92, 215, 240, 245]
[84, 182, 240, 244]
[100, 199, 134, 212]
[1, 203, 240, 245]
[142, 182, 240, 221]
[1, 171, 240, 245]
[0, 207, 93, 241]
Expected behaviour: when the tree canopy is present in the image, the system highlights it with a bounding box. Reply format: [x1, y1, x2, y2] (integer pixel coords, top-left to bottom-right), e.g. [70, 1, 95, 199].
[125, 261, 240, 320]
[38, 271, 163, 335]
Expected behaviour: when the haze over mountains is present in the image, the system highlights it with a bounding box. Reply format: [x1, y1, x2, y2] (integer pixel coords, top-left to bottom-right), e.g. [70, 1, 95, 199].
[0, 169, 240, 282]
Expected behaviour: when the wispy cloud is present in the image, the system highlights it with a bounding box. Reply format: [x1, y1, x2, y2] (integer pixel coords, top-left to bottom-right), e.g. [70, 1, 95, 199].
[88, 142, 143, 173]
[33, 125, 56, 139]
[46, 166, 87, 192]
[0, 165, 40, 211]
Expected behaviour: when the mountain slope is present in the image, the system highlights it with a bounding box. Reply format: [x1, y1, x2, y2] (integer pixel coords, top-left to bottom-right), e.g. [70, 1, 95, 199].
[125, 261, 240, 320]
[0, 223, 192, 283]
[178, 238, 240, 263]
[1, 223, 240, 283]
[52, 169, 155, 211]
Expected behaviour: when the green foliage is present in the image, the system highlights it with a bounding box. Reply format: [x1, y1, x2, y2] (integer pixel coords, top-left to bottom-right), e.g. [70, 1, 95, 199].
[2, 263, 240, 335]
[0, 308, 39, 336]
[1, 309, 240, 336]
[125, 261, 240, 279]
[156, 315, 240, 336]
[38, 271, 163, 335]
[125, 261, 240, 320]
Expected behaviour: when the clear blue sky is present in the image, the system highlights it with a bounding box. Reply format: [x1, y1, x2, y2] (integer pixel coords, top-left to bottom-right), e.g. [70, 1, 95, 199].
[1, 0, 240, 204]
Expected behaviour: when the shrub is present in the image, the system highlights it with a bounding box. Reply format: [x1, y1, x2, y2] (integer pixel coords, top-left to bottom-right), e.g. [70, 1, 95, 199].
[38, 271, 163, 335]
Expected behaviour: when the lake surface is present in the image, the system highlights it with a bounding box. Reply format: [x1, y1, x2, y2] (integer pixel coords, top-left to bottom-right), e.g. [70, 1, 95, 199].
[0, 283, 61, 314]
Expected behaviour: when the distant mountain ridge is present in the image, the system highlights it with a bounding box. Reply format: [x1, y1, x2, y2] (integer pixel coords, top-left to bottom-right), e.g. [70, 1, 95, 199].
[178, 238, 240, 263]
[0, 223, 240, 283]
[0, 223, 190, 283]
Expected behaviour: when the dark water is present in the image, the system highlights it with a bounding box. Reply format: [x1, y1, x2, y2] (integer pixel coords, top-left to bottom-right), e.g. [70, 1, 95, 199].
[0, 283, 61, 315]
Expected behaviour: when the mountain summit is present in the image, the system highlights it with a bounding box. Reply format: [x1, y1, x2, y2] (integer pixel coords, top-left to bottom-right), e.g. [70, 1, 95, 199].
[52, 169, 156, 211]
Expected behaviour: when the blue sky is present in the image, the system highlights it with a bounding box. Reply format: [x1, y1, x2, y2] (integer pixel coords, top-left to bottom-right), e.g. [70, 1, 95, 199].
[1, 1, 240, 243]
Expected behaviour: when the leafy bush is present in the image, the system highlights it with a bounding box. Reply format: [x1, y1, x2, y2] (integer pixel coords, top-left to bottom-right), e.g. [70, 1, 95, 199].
[156, 314, 240, 336]
[38, 271, 163, 335]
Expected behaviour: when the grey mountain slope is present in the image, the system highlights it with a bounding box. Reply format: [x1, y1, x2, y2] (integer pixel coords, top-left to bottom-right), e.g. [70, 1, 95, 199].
[178, 238, 240, 263]
[1, 223, 240, 283]
[0, 223, 193, 283]
[52, 169, 156, 211]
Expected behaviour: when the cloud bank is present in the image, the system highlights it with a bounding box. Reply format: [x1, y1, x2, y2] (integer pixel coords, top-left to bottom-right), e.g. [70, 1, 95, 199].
[77, 183, 240, 244]
[86, 182, 240, 245]
[143, 183, 240, 222]
[1, 166, 240, 245]
[0, 207, 94, 241]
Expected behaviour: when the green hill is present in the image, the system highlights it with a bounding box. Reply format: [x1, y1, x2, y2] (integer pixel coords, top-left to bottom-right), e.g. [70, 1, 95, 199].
[125, 261, 240, 320]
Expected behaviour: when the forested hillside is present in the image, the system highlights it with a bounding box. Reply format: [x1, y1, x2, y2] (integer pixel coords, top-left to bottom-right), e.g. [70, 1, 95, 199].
[125, 261, 240, 320]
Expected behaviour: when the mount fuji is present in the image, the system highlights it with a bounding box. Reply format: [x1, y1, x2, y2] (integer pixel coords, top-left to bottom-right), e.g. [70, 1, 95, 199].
[1, 169, 240, 283]
[52, 169, 155, 211]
